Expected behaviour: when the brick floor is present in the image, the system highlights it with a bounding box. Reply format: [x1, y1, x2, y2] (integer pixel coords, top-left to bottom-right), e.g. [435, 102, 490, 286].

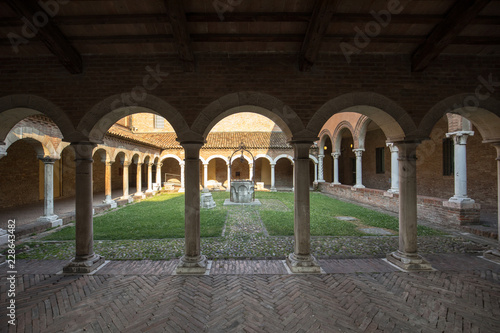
[1, 255, 500, 332]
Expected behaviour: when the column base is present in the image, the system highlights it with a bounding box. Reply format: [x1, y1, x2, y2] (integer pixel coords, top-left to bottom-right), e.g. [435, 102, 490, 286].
[353, 184, 365, 189]
[448, 196, 475, 204]
[484, 249, 500, 263]
[120, 196, 133, 203]
[175, 255, 208, 274]
[179, 187, 186, 193]
[36, 215, 63, 228]
[63, 254, 105, 274]
[270, 187, 277, 192]
[387, 188, 399, 194]
[387, 251, 432, 271]
[103, 199, 117, 209]
[286, 253, 321, 273]
[133, 192, 146, 200]
[316, 180, 325, 183]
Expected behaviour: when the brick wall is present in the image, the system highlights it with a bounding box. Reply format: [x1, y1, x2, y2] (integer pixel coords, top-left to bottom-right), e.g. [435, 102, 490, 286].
[0, 140, 40, 208]
[363, 128, 391, 190]
[275, 159, 293, 187]
[318, 183, 480, 226]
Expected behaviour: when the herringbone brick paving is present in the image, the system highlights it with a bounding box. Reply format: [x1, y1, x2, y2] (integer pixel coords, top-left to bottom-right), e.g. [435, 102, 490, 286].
[1, 255, 500, 332]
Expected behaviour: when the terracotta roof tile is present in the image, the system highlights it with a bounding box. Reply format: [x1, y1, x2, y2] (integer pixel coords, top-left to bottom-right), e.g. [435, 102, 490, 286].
[107, 125, 291, 150]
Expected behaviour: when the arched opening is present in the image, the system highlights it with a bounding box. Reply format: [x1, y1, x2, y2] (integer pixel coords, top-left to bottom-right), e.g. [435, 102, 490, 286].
[207, 157, 228, 189]
[92, 148, 107, 195]
[254, 157, 272, 189]
[309, 159, 316, 186]
[323, 136, 333, 182]
[275, 157, 293, 189]
[231, 157, 250, 180]
[337, 128, 355, 185]
[361, 121, 391, 191]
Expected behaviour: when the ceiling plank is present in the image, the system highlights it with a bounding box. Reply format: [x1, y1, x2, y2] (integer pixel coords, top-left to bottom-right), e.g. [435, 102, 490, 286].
[298, 0, 339, 71]
[164, 0, 194, 72]
[6, 0, 82, 74]
[411, 0, 492, 71]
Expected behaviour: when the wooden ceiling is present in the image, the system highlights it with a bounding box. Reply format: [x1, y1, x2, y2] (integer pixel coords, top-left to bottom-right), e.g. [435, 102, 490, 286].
[1, 0, 499, 74]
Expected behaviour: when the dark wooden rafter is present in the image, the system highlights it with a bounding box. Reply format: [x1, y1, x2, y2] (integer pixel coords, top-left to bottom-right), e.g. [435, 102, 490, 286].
[164, 0, 194, 72]
[411, 0, 492, 72]
[2, 12, 499, 27]
[6, 0, 82, 74]
[299, 0, 339, 71]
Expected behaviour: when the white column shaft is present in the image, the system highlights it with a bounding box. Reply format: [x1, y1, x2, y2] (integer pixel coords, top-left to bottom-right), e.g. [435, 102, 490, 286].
[270, 163, 276, 191]
[353, 149, 364, 188]
[387, 143, 399, 193]
[147, 163, 153, 191]
[122, 162, 130, 198]
[41, 158, 56, 217]
[318, 154, 324, 182]
[333, 153, 340, 184]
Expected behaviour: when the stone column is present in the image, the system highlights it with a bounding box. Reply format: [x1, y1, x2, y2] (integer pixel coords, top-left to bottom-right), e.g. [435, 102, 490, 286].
[387, 143, 399, 193]
[314, 162, 318, 183]
[317, 154, 325, 182]
[446, 131, 475, 203]
[387, 141, 432, 271]
[176, 142, 207, 274]
[179, 161, 186, 193]
[352, 149, 365, 188]
[37, 157, 63, 227]
[64, 142, 104, 273]
[226, 161, 231, 192]
[286, 140, 320, 273]
[155, 162, 162, 190]
[122, 161, 131, 201]
[292, 162, 295, 192]
[484, 142, 500, 262]
[134, 162, 145, 199]
[249, 163, 254, 180]
[203, 162, 208, 189]
[103, 161, 117, 208]
[270, 163, 277, 192]
[145, 162, 154, 195]
[332, 152, 341, 185]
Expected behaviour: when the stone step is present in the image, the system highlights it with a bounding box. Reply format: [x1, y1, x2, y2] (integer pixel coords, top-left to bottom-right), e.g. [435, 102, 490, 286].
[462, 225, 498, 240]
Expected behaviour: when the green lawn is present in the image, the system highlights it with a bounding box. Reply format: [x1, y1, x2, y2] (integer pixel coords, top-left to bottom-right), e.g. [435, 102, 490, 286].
[44, 193, 226, 240]
[44, 191, 442, 241]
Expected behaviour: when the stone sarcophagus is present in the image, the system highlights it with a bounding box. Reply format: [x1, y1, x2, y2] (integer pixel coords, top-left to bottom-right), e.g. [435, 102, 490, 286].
[230, 180, 254, 203]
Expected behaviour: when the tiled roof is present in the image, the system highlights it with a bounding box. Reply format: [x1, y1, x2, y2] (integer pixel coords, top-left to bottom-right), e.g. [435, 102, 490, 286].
[106, 125, 291, 149]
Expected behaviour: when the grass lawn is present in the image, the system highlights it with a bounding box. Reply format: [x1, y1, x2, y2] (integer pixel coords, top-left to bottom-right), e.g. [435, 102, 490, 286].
[44, 193, 227, 240]
[256, 191, 442, 237]
[44, 191, 443, 241]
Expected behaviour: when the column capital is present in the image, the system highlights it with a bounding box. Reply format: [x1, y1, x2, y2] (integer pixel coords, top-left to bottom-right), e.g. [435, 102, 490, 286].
[71, 142, 97, 160]
[394, 141, 421, 161]
[180, 141, 204, 159]
[203, 161, 209, 166]
[446, 131, 474, 145]
[289, 140, 315, 159]
[352, 148, 364, 157]
[179, 161, 185, 166]
[136, 162, 143, 166]
[122, 161, 131, 167]
[386, 142, 399, 152]
[332, 152, 341, 159]
[318, 153, 325, 158]
[39, 157, 59, 164]
[270, 162, 276, 167]
[105, 161, 113, 166]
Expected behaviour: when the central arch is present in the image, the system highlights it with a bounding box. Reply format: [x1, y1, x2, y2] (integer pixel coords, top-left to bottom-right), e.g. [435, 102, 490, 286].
[192, 92, 303, 139]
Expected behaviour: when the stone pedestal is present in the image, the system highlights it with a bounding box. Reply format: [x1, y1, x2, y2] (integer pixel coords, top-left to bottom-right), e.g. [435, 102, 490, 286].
[230, 180, 254, 203]
[200, 192, 216, 209]
[176, 255, 208, 274]
[387, 250, 432, 271]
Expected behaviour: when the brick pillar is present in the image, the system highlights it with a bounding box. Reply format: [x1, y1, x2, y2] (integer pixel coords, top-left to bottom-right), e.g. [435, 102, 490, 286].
[387, 141, 432, 271]
[64, 142, 104, 273]
[286, 140, 320, 273]
[176, 142, 207, 274]
[485, 142, 500, 262]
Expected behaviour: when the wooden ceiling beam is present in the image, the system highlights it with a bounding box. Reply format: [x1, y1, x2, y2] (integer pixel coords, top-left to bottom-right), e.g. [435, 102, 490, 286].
[164, 0, 194, 72]
[1, 13, 499, 27]
[2, 34, 498, 46]
[299, 0, 339, 71]
[6, 0, 82, 74]
[411, 0, 492, 71]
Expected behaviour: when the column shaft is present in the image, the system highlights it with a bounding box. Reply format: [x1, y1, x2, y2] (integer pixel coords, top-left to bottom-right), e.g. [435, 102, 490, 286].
[387, 143, 399, 193]
[122, 162, 130, 198]
[318, 154, 325, 182]
[156, 163, 162, 188]
[135, 163, 143, 196]
[179, 161, 186, 192]
[226, 162, 231, 192]
[37, 158, 62, 226]
[176, 142, 207, 274]
[387, 141, 431, 271]
[270, 163, 276, 191]
[64, 143, 104, 273]
[147, 163, 153, 192]
[353, 149, 365, 188]
[203, 163, 208, 188]
[447, 131, 474, 203]
[333, 152, 340, 184]
[286, 140, 320, 273]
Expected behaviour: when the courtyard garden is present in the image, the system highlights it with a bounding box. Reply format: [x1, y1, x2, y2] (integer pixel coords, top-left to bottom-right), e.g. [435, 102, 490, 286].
[13, 192, 487, 260]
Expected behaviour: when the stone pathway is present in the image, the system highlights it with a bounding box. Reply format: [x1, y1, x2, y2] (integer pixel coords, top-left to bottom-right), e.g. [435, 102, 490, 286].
[1, 254, 500, 332]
